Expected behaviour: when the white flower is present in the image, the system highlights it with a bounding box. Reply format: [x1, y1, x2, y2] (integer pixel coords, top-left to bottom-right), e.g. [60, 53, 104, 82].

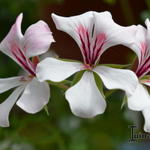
[37, 11, 138, 118]
[0, 13, 54, 127]
[125, 19, 150, 132]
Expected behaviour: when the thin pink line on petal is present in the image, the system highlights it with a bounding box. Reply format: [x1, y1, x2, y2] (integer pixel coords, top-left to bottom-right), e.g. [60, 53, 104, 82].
[136, 42, 150, 78]
[78, 25, 91, 64]
[77, 25, 106, 66]
[91, 33, 106, 65]
[11, 43, 36, 76]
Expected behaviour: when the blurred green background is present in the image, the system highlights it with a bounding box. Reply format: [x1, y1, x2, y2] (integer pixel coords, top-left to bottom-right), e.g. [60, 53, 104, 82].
[0, 0, 149, 150]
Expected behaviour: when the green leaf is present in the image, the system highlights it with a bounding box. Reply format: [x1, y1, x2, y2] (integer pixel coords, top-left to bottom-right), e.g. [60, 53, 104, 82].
[93, 72, 105, 98]
[71, 71, 85, 86]
[105, 89, 116, 99]
[140, 10, 150, 22]
[102, 64, 131, 69]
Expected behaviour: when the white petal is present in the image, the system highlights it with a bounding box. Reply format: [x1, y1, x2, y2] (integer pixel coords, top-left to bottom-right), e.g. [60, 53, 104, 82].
[145, 19, 150, 49]
[127, 83, 150, 111]
[0, 86, 24, 127]
[17, 78, 50, 114]
[52, 11, 137, 63]
[93, 11, 137, 52]
[51, 12, 93, 49]
[142, 108, 150, 132]
[36, 57, 83, 82]
[40, 50, 59, 61]
[23, 20, 55, 58]
[0, 13, 23, 62]
[129, 25, 147, 61]
[93, 66, 138, 96]
[0, 76, 24, 94]
[65, 71, 106, 118]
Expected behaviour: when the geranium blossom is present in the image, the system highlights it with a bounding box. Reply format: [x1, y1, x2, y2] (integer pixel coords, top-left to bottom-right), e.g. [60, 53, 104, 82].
[126, 19, 150, 132]
[37, 11, 138, 118]
[0, 13, 54, 127]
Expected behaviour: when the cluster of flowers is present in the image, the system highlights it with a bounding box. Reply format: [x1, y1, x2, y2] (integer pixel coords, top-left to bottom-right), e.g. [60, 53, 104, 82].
[0, 11, 150, 132]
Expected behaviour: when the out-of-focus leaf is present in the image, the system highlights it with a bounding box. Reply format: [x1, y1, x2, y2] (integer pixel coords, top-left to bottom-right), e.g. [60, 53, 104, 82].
[103, 0, 117, 5]
[140, 10, 150, 22]
[146, 0, 150, 9]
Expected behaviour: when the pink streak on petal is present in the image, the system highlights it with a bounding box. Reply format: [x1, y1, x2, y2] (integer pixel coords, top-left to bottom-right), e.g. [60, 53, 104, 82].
[136, 42, 150, 78]
[11, 43, 36, 76]
[77, 25, 91, 64]
[77, 25, 106, 66]
[91, 33, 106, 65]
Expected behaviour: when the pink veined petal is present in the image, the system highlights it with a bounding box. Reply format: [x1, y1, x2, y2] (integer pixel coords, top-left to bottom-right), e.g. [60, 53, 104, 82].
[0, 86, 25, 127]
[0, 14, 54, 76]
[0, 13, 36, 75]
[51, 12, 93, 49]
[77, 25, 91, 64]
[131, 25, 147, 62]
[51, 12, 94, 64]
[0, 13, 23, 63]
[93, 11, 137, 56]
[52, 11, 137, 66]
[123, 24, 150, 78]
[22, 20, 55, 58]
[52, 12, 109, 65]
[90, 33, 106, 64]
[134, 24, 150, 78]
[77, 25, 106, 65]
[17, 78, 50, 114]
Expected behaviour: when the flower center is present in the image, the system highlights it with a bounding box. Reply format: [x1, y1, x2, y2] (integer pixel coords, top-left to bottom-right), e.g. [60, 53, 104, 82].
[83, 64, 94, 70]
[77, 25, 106, 66]
[20, 75, 34, 82]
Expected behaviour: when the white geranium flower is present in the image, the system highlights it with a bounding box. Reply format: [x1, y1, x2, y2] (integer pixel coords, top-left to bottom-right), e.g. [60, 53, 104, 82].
[0, 13, 54, 127]
[125, 19, 150, 132]
[37, 11, 138, 118]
